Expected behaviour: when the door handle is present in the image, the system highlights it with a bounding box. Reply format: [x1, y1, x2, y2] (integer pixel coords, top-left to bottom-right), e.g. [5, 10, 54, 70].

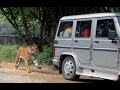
[94, 41, 99, 46]
[94, 41, 99, 43]
[111, 40, 117, 43]
[74, 40, 78, 43]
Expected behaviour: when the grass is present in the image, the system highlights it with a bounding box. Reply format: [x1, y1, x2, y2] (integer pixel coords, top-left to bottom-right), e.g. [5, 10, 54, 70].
[0, 45, 18, 62]
[0, 44, 53, 66]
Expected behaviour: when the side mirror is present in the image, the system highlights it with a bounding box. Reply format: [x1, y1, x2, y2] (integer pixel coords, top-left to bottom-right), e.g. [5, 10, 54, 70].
[108, 30, 116, 40]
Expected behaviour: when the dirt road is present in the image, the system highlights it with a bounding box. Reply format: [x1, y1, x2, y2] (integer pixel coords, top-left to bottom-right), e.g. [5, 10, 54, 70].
[0, 60, 117, 83]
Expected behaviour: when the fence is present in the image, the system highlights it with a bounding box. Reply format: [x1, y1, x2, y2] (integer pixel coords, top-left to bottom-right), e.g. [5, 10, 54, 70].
[0, 35, 18, 45]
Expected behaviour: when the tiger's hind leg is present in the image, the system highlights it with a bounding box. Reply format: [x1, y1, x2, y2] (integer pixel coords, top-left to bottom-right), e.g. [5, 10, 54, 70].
[14, 58, 22, 70]
[25, 59, 31, 73]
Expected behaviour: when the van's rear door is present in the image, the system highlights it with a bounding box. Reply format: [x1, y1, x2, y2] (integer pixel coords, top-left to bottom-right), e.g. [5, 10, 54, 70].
[54, 20, 73, 57]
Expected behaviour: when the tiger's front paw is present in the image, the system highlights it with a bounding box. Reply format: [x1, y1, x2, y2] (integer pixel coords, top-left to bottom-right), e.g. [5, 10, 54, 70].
[27, 70, 31, 73]
[14, 67, 17, 70]
[37, 66, 41, 69]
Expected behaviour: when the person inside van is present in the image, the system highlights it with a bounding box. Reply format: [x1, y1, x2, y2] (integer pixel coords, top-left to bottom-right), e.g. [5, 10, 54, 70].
[60, 22, 73, 37]
[96, 24, 104, 37]
[81, 28, 90, 37]
[65, 23, 72, 34]
[81, 21, 91, 37]
[62, 23, 73, 37]
[65, 27, 72, 34]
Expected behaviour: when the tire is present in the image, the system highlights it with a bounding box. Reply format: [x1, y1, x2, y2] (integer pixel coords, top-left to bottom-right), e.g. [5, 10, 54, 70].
[62, 56, 80, 81]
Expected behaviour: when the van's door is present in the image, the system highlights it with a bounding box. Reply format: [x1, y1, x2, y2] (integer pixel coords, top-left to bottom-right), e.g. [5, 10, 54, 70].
[54, 20, 73, 57]
[72, 19, 92, 65]
[92, 17, 119, 68]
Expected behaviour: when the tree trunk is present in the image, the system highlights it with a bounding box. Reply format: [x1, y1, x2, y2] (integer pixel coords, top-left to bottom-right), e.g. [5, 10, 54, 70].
[20, 7, 36, 45]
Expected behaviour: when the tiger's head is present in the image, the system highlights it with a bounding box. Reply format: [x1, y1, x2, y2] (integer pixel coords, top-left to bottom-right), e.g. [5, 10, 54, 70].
[27, 45, 37, 56]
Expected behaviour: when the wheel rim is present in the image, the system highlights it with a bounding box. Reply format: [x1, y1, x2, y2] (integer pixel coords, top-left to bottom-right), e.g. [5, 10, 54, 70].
[64, 60, 74, 77]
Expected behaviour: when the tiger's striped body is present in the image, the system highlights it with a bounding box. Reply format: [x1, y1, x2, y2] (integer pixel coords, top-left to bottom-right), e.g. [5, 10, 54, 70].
[14, 45, 41, 73]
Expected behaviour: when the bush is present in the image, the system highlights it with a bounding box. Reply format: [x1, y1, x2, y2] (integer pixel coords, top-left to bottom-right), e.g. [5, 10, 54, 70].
[0, 44, 53, 66]
[0, 44, 18, 62]
[37, 45, 53, 66]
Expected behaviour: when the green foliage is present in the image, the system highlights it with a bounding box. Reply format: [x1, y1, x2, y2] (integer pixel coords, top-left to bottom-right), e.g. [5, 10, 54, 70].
[0, 45, 18, 62]
[37, 45, 53, 66]
[0, 44, 53, 66]
[0, 16, 15, 36]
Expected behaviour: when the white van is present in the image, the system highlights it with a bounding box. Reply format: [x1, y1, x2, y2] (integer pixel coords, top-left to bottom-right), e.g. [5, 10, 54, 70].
[52, 13, 120, 82]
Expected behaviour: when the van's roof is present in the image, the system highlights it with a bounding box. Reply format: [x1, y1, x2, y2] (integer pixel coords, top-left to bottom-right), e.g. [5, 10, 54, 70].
[60, 13, 120, 20]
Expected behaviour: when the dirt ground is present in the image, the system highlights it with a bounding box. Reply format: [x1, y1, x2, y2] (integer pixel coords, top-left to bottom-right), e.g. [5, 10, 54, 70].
[0, 60, 117, 83]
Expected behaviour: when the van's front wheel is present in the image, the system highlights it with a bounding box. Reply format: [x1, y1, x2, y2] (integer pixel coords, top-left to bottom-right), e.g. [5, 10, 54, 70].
[62, 56, 80, 81]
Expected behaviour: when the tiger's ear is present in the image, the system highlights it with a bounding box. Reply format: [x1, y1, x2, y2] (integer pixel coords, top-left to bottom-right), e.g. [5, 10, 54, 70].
[29, 45, 32, 48]
[32, 45, 37, 49]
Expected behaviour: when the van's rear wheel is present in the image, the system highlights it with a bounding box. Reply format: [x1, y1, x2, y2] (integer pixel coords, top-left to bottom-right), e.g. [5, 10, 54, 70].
[62, 56, 80, 81]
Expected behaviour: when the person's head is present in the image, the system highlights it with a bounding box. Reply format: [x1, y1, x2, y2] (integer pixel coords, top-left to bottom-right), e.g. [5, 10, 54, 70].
[64, 22, 72, 30]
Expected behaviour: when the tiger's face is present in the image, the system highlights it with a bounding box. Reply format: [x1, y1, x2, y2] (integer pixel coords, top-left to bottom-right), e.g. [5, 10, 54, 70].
[28, 45, 37, 56]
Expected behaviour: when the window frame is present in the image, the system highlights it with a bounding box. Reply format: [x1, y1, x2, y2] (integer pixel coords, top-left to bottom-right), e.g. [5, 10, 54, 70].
[56, 20, 73, 38]
[74, 19, 93, 38]
[94, 17, 116, 39]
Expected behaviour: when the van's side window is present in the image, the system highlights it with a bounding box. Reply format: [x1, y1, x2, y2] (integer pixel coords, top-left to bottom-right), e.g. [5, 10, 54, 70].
[57, 21, 73, 37]
[75, 20, 92, 37]
[96, 19, 116, 37]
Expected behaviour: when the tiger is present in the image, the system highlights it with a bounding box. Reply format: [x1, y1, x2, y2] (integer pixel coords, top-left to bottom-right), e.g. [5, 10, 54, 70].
[14, 45, 41, 73]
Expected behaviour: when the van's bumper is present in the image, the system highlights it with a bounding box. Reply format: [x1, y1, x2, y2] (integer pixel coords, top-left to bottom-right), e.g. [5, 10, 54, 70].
[52, 57, 59, 67]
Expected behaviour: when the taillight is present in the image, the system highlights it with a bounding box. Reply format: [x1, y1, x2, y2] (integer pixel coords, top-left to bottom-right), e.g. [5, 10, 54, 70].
[52, 46, 55, 56]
